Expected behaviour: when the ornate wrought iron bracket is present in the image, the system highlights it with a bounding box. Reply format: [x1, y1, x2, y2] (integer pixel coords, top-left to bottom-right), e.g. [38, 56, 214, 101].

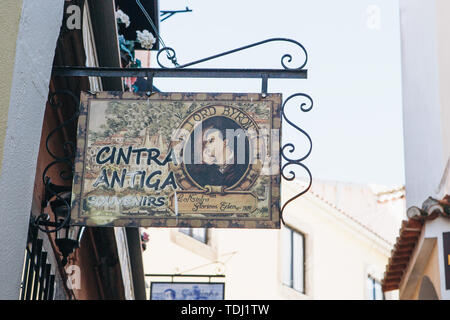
[34, 90, 80, 234]
[145, 273, 225, 285]
[280, 94, 313, 223]
[160, 7, 193, 22]
[155, 38, 308, 70]
[52, 67, 307, 81]
[51, 38, 313, 224]
[53, 38, 309, 95]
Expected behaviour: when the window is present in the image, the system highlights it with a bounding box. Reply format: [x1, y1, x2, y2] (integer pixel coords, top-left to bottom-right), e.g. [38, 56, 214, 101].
[367, 275, 384, 300]
[179, 228, 207, 244]
[282, 226, 305, 293]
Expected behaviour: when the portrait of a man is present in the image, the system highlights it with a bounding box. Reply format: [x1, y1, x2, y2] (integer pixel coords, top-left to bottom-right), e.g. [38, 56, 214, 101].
[184, 116, 250, 189]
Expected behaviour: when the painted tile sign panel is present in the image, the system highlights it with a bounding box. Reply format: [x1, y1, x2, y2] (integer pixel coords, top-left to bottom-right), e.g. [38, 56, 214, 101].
[71, 92, 281, 228]
[150, 282, 224, 300]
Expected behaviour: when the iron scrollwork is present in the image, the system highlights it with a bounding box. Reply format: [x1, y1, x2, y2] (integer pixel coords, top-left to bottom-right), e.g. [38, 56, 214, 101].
[280, 93, 313, 222]
[155, 38, 313, 223]
[34, 90, 80, 233]
[156, 38, 308, 70]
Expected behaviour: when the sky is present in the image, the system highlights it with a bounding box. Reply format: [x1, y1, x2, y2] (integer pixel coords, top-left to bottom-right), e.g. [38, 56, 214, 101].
[150, 0, 405, 186]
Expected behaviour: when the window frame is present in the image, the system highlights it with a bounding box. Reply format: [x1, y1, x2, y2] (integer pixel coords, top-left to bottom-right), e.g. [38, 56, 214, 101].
[178, 227, 208, 244]
[367, 275, 385, 300]
[282, 226, 306, 294]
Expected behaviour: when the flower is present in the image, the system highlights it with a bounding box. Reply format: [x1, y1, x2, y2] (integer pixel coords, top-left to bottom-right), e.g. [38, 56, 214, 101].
[136, 30, 157, 50]
[115, 9, 130, 28]
[141, 231, 150, 243]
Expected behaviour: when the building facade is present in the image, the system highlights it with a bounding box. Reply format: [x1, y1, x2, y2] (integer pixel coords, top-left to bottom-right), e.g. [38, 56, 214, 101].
[0, 0, 153, 300]
[143, 179, 404, 300]
[382, 0, 450, 300]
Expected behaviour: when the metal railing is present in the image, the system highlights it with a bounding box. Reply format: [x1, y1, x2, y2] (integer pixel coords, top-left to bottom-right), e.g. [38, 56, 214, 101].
[19, 224, 56, 300]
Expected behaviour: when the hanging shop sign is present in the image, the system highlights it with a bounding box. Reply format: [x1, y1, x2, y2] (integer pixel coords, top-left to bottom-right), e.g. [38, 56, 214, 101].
[71, 92, 281, 228]
[150, 282, 225, 300]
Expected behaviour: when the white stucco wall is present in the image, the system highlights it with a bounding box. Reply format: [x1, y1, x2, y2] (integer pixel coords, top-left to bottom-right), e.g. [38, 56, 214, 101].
[282, 182, 395, 299]
[142, 180, 399, 300]
[0, 0, 64, 299]
[399, 0, 450, 207]
[399, 0, 447, 208]
[435, 1, 450, 170]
